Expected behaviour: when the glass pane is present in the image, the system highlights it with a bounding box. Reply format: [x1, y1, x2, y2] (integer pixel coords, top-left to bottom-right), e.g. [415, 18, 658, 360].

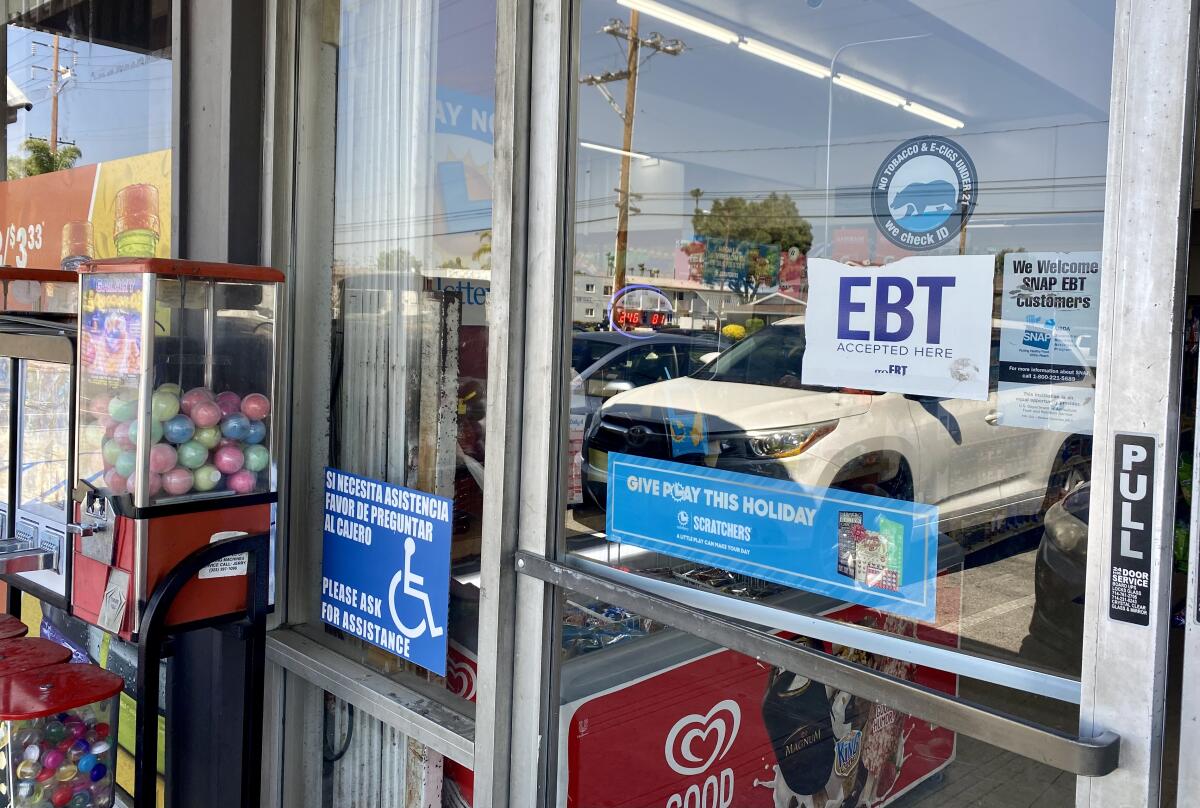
[2, 3, 172, 285]
[565, 0, 1115, 684]
[294, 0, 497, 690]
[17, 360, 70, 519]
[557, 602, 1078, 807]
[0, 360, 10, 513]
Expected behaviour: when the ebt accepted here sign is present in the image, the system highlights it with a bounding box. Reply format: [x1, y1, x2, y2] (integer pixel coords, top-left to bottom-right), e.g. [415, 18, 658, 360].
[803, 256, 994, 401]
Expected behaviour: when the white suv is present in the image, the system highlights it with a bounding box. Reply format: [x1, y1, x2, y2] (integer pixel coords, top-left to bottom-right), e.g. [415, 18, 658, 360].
[581, 318, 1090, 538]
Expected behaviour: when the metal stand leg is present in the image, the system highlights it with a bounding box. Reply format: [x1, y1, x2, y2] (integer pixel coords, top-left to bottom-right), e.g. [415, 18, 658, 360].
[134, 532, 270, 808]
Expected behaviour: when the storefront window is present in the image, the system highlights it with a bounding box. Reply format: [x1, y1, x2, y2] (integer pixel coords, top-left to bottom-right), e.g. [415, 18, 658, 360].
[0, 2, 173, 803]
[561, 0, 1114, 801]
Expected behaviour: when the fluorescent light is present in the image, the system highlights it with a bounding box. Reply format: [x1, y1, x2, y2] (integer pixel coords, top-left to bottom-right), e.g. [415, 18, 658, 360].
[903, 101, 965, 129]
[833, 73, 905, 107]
[738, 38, 830, 79]
[580, 141, 653, 160]
[617, 0, 739, 44]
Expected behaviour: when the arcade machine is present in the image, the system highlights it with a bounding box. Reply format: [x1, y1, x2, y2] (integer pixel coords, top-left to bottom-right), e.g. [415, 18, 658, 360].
[0, 267, 82, 610]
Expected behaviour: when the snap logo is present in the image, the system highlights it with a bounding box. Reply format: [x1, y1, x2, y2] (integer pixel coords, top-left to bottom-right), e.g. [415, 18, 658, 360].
[872, 135, 977, 251]
[664, 699, 741, 776]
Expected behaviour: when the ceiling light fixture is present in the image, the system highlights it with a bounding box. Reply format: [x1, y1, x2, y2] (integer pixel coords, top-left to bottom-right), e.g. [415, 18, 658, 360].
[737, 38, 831, 78]
[832, 73, 905, 106]
[580, 141, 654, 160]
[902, 101, 965, 129]
[616, 0, 739, 44]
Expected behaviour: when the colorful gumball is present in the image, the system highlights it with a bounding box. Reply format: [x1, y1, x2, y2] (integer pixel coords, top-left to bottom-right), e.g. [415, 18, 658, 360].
[16, 757, 41, 779]
[240, 393, 271, 420]
[215, 391, 242, 416]
[148, 472, 163, 497]
[150, 391, 180, 421]
[106, 396, 136, 423]
[214, 445, 244, 474]
[190, 400, 221, 428]
[219, 413, 250, 441]
[161, 468, 193, 496]
[193, 426, 221, 449]
[226, 469, 257, 494]
[114, 452, 135, 479]
[162, 414, 195, 444]
[93, 725, 108, 742]
[149, 443, 177, 474]
[87, 393, 112, 418]
[52, 784, 73, 807]
[128, 418, 164, 445]
[177, 441, 208, 469]
[102, 470, 127, 496]
[78, 753, 97, 774]
[243, 444, 270, 473]
[193, 465, 222, 492]
[180, 387, 214, 415]
[43, 750, 64, 770]
[89, 763, 106, 782]
[113, 422, 133, 450]
[156, 382, 181, 397]
[101, 440, 121, 467]
[244, 419, 267, 445]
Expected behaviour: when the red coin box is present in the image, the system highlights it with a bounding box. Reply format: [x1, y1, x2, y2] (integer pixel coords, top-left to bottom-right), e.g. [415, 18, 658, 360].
[0, 615, 29, 641]
[0, 640, 71, 678]
[0, 663, 123, 807]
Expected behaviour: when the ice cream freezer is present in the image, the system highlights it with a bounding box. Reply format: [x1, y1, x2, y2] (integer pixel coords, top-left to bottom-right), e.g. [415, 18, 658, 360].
[442, 532, 965, 808]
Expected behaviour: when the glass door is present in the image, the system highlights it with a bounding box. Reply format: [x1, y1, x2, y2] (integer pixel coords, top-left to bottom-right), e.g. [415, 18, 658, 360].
[524, 0, 1155, 804]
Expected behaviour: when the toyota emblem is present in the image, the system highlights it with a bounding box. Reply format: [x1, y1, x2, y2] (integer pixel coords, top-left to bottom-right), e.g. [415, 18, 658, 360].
[627, 425, 650, 448]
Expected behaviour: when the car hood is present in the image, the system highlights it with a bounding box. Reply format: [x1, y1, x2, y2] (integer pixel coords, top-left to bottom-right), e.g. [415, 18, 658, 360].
[600, 377, 873, 433]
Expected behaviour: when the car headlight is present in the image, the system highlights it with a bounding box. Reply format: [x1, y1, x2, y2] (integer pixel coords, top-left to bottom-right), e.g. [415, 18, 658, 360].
[730, 422, 837, 459]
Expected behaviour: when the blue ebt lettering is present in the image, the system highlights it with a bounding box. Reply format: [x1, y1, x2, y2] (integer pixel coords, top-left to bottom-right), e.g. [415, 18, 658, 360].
[837, 275, 956, 343]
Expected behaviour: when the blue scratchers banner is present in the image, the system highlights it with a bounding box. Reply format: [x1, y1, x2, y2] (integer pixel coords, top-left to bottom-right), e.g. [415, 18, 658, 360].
[321, 467, 453, 675]
[606, 453, 939, 620]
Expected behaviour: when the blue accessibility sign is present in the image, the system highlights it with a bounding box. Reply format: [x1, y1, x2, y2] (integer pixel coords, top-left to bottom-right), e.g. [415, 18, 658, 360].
[321, 467, 452, 675]
[606, 453, 939, 620]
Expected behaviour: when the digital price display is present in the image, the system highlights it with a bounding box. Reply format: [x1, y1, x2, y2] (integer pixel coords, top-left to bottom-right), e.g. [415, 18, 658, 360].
[613, 308, 669, 329]
[609, 284, 674, 338]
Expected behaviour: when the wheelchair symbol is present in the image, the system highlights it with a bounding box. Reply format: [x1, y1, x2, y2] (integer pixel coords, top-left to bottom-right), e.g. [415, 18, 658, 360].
[387, 537, 444, 640]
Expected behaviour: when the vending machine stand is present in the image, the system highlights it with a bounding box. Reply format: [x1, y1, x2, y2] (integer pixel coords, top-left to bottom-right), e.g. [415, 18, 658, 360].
[132, 530, 269, 808]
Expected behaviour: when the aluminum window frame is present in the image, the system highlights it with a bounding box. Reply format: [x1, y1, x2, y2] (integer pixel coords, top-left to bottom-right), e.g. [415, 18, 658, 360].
[260, 0, 532, 802]
[505, 1, 1200, 807]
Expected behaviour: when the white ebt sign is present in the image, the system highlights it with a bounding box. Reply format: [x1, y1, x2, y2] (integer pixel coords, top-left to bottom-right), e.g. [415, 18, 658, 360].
[803, 255, 994, 400]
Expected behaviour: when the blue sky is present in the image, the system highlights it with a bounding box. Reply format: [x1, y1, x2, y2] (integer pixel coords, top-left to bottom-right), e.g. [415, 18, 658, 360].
[5, 23, 171, 166]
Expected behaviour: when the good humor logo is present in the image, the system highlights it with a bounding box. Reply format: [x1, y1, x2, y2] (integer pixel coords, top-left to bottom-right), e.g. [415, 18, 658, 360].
[872, 136, 977, 251]
[664, 700, 740, 808]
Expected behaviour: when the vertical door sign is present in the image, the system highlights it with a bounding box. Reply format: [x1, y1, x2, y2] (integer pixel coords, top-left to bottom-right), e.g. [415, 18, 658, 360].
[1109, 434, 1155, 625]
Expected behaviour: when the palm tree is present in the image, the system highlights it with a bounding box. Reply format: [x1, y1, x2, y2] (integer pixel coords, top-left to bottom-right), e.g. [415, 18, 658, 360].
[8, 137, 82, 179]
[472, 230, 492, 268]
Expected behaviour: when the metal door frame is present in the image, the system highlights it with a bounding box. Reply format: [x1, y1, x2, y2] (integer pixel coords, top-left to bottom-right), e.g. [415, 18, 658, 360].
[499, 1, 1200, 807]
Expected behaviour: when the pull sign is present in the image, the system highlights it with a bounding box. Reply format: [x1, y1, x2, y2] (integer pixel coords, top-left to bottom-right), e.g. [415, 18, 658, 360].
[1109, 434, 1155, 625]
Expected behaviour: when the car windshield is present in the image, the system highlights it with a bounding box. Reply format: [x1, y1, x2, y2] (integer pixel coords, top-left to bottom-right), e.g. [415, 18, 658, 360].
[692, 324, 829, 390]
[571, 336, 619, 374]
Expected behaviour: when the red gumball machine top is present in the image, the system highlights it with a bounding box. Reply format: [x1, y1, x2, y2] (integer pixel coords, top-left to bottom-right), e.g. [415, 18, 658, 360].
[74, 258, 284, 510]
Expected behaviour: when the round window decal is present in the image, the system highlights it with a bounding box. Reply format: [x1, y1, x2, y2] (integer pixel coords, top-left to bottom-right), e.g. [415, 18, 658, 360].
[607, 285, 673, 338]
[871, 135, 977, 251]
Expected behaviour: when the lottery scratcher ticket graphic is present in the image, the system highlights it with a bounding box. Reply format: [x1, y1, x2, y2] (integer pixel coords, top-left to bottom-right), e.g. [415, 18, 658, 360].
[838, 512, 904, 592]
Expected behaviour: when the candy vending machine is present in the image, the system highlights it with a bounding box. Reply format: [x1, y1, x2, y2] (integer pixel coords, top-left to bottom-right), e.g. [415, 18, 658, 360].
[70, 258, 282, 640]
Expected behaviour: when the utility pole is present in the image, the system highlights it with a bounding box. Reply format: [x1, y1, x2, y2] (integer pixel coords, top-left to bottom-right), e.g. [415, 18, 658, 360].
[612, 11, 640, 294]
[581, 18, 683, 295]
[48, 34, 59, 160]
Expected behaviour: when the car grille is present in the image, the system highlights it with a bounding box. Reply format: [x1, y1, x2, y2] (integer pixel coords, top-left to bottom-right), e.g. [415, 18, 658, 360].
[590, 414, 703, 462]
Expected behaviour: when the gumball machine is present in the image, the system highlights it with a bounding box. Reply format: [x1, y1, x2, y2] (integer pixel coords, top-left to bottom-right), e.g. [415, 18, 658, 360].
[0, 662, 124, 808]
[70, 258, 282, 639]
